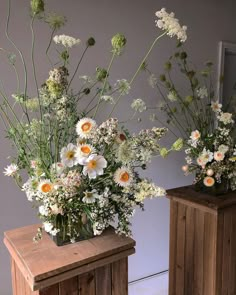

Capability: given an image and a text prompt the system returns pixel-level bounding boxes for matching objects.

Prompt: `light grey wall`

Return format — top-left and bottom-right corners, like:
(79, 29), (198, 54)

(1, 0), (236, 293)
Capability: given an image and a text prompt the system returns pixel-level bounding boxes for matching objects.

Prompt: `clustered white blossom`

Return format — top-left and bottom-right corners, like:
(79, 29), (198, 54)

(131, 98), (147, 113)
(53, 34), (81, 48)
(155, 8), (187, 42)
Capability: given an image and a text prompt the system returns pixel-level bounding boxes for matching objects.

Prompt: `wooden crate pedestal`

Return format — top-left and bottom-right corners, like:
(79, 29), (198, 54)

(4, 224), (135, 295)
(167, 185), (236, 295)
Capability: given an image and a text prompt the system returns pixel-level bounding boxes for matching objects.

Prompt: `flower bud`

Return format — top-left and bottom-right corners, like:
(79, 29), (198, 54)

(111, 33), (127, 55)
(87, 37), (96, 47)
(206, 169), (214, 176)
(160, 148), (169, 158)
(182, 165), (188, 172)
(96, 67), (108, 81)
(31, 0), (44, 15)
(172, 138), (183, 151)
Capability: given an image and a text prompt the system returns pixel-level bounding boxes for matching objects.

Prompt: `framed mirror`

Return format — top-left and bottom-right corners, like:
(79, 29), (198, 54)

(217, 41), (236, 112)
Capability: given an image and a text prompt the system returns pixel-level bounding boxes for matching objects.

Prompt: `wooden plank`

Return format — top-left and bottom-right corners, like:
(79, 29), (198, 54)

(168, 200), (178, 295)
(193, 209), (204, 295)
(39, 284), (59, 295)
(203, 212), (216, 294)
(229, 207), (236, 294)
(78, 271), (95, 295)
(4, 225), (135, 287)
(59, 277), (78, 295)
(95, 265), (111, 295)
(11, 259), (17, 295)
(175, 203), (186, 295)
(15, 260), (27, 295)
(112, 258), (128, 295)
(221, 209), (231, 294)
(215, 212), (224, 295)
(33, 248), (134, 291)
(184, 206), (195, 295)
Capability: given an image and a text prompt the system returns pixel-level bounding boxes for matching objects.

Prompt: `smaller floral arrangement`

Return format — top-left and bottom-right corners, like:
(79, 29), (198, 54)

(12, 117), (167, 242)
(182, 104), (236, 193)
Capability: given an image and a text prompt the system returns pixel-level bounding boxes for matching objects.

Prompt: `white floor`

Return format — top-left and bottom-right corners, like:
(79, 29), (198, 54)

(129, 271), (168, 295)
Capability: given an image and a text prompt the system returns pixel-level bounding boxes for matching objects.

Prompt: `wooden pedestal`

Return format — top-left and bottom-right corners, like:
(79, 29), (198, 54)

(167, 185), (236, 295)
(4, 224), (135, 295)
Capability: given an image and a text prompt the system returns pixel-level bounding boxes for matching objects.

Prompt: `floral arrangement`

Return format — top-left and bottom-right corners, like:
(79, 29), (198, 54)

(144, 47), (236, 193)
(1, 1), (187, 243)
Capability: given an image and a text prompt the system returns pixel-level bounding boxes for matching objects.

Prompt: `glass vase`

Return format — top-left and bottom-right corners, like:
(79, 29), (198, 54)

(48, 213), (94, 246)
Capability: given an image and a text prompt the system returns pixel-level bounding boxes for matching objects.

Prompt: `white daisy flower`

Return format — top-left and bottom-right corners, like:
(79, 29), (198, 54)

(38, 179), (54, 194)
(3, 164), (19, 177)
(75, 144), (95, 161)
(114, 167), (133, 187)
(81, 154), (107, 179)
(76, 118), (97, 139)
(60, 143), (79, 167)
(82, 189), (100, 204)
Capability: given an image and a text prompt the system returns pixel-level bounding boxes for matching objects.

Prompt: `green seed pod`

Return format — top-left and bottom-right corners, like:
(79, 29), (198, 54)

(31, 0), (44, 15)
(96, 67), (108, 81)
(111, 33), (127, 55)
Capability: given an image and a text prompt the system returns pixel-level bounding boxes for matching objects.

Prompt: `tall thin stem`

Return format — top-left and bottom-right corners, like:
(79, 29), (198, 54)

(67, 45), (89, 90)
(46, 28), (56, 66)
(108, 31), (167, 118)
(93, 52), (116, 118)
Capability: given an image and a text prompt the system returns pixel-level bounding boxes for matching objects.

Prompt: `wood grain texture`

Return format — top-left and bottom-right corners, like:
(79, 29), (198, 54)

(59, 277), (78, 295)
(4, 225), (135, 291)
(78, 271), (95, 295)
(167, 186), (236, 295)
(112, 258), (128, 295)
(95, 265), (111, 295)
(39, 284), (59, 295)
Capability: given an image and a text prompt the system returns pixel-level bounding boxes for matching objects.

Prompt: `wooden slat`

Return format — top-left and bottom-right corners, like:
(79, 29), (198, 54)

(221, 209), (231, 294)
(95, 265), (111, 295)
(168, 200), (178, 295)
(4, 225), (135, 287)
(203, 212), (216, 294)
(112, 258), (128, 295)
(228, 207), (236, 294)
(59, 277), (78, 295)
(78, 271), (95, 295)
(193, 209), (204, 295)
(175, 203), (186, 295)
(215, 212), (224, 295)
(33, 248), (134, 291)
(184, 206), (195, 295)
(11, 259), (17, 295)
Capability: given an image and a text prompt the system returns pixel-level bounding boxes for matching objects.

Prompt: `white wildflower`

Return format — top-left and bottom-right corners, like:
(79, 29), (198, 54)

(76, 118), (97, 139)
(167, 91), (177, 102)
(211, 101), (222, 112)
(60, 143), (79, 167)
(155, 8), (187, 42)
(101, 95), (115, 104)
(148, 74), (157, 88)
(115, 79), (130, 95)
(80, 154), (107, 179)
(196, 87), (208, 99)
(82, 190), (100, 204)
(3, 164), (19, 177)
(114, 167), (133, 187)
(218, 112), (234, 125)
(53, 34), (81, 48)
(131, 98), (147, 112)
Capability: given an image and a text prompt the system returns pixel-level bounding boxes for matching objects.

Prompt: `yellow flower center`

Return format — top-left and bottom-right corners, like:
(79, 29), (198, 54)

(66, 151), (75, 159)
(120, 172), (130, 182)
(81, 146), (91, 154)
(81, 122), (92, 132)
(41, 183), (52, 193)
(88, 160), (97, 169)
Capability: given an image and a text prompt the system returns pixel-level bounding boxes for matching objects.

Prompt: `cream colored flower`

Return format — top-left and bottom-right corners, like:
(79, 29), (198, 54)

(53, 34), (80, 48)
(218, 112), (234, 125)
(114, 167), (133, 187)
(203, 176), (215, 187)
(60, 143), (79, 167)
(76, 118), (97, 139)
(75, 144), (95, 160)
(190, 130), (201, 141)
(81, 154), (107, 179)
(38, 179), (54, 194)
(211, 101), (222, 112)
(214, 151), (225, 162)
